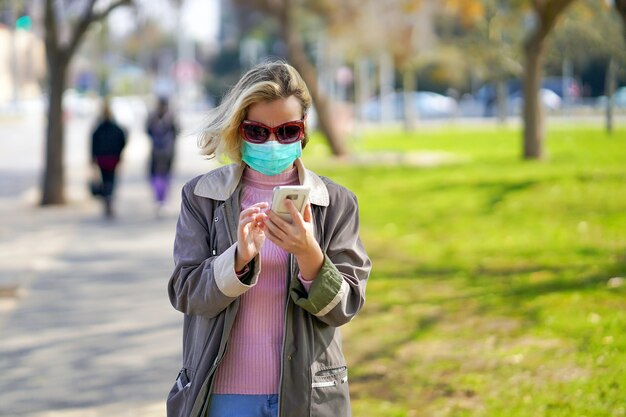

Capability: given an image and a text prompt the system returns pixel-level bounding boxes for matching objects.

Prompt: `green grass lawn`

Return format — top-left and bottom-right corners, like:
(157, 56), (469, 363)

(304, 122), (626, 417)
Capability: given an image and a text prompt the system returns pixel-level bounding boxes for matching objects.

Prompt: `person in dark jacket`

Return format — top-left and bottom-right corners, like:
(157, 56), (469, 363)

(146, 97), (179, 213)
(91, 100), (127, 218)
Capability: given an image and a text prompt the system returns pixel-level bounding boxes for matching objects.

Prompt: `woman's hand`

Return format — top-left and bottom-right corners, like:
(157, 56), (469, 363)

(235, 202), (269, 272)
(265, 200), (324, 281)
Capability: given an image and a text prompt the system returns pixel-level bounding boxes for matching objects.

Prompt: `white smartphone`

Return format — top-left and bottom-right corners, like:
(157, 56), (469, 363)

(271, 185), (310, 222)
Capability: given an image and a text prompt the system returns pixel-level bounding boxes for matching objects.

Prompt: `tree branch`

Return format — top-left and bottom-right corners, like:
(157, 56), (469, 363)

(44, 0), (58, 60)
(616, 0), (626, 48)
(66, 0), (132, 58)
(618, 0), (626, 16)
(234, 0), (283, 17)
(531, 0), (576, 43)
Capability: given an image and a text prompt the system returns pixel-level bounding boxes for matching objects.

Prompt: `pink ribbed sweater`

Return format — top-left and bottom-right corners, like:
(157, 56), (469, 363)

(213, 166), (312, 394)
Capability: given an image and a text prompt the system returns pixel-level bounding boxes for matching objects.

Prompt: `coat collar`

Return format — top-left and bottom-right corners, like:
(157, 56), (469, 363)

(193, 159), (329, 207)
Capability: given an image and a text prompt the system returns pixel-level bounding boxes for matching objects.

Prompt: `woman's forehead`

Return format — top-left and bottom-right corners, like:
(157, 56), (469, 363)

(246, 96), (303, 125)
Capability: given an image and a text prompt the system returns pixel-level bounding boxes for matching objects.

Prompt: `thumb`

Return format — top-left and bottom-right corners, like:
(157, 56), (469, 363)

(302, 203), (312, 223)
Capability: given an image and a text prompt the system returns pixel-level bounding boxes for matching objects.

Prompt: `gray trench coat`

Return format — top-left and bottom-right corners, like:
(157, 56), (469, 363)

(166, 159), (371, 417)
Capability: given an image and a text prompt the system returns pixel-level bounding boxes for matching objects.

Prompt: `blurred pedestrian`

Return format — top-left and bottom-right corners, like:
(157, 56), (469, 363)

(91, 99), (127, 218)
(166, 61), (371, 417)
(146, 97), (179, 214)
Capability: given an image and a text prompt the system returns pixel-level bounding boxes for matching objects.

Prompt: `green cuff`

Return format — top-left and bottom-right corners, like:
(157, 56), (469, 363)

(290, 255), (346, 317)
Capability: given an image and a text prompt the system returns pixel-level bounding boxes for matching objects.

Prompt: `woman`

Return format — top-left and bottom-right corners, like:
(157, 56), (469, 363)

(146, 97), (179, 212)
(167, 61), (371, 417)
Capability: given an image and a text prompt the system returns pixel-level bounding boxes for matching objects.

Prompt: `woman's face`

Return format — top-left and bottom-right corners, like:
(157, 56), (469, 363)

(245, 96), (303, 142)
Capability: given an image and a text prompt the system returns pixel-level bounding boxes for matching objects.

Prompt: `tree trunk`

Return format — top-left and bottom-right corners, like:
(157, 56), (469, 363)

(41, 61), (68, 205)
(522, 34), (546, 160)
(616, 0), (626, 47)
(10, 4), (20, 106)
(562, 57), (573, 111)
(521, 0), (576, 161)
(279, 4), (347, 156)
(496, 79), (508, 124)
(356, 58), (371, 122)
(613, 1), (626, 134)
(605, 58), (617, 134)
(403, 68), (417, 131)
(379, 53), (394, 123)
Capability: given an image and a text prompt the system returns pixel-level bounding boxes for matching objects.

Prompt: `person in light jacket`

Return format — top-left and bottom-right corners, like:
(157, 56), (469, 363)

(167, 60), (371, 417)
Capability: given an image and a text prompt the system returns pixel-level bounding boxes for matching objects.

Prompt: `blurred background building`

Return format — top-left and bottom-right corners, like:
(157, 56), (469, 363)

(0, 3), (45, 107)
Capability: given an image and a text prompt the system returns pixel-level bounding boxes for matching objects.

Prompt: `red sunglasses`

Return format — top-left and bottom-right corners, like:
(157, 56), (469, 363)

(239, 118), (305, 144)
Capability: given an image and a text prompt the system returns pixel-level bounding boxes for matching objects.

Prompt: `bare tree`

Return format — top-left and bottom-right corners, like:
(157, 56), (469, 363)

(522, 0), (577, 160)
(42, 0), (132, 205)
(549, 1), (624, 134)
(235, 0), (347, 156)
(395, 0), (437, 132)
(278, 2), (347, 156)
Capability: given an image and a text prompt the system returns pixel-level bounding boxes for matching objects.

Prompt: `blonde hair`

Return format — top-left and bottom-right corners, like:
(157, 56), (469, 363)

(198, 60), (312, 163)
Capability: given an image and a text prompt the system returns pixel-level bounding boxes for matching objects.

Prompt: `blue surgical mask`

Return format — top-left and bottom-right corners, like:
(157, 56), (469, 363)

(241, 141), (302, 176)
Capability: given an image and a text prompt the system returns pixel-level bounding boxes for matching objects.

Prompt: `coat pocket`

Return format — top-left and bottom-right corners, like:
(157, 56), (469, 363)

(310, 366), (350, 416)
(312, 366), (348, 387)
(166, 368), (193, 417)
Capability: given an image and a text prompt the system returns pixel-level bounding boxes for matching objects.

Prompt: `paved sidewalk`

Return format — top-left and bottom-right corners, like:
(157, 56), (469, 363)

(0, 113), (218, 416)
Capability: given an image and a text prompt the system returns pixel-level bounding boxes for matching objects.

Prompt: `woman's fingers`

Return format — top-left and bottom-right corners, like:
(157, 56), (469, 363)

(284, 199), (306, 227)
(264, 201), (319, 257)
(252, 213), (267, 229)
(266, 211), (291, 236)
(264, 225), (279, 243)
(265, 219), (288, 242)
(238, 215), (255, 232)
(240, 214), (268, 247)
(240, 212), (268, 229)
(239, 202), (269, 220)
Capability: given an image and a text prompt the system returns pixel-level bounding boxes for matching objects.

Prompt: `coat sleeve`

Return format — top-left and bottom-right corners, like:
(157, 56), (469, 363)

(290, 190), (371, 327)
(168, 183), (260, 318)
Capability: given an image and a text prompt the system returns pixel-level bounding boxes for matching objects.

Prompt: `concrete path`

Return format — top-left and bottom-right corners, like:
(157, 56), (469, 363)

(0, 110), (217, 416)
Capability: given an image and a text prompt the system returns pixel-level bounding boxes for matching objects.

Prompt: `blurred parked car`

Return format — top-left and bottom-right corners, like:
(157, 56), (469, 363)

(509, 88), (562, 113)
(476, 77), (580, 102)
(361, 91), (458, 121)
(476, 76), (579, 117)
(477, 82), (564, 117)
(596, 86), (626, 108)
(542, 76), (581, 100)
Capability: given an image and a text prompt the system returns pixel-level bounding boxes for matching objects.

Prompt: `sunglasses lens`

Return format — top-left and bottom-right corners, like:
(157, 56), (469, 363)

(241, 120), (304, 144)
(277, 124), (302, 143)
(243, 124), (269, 143)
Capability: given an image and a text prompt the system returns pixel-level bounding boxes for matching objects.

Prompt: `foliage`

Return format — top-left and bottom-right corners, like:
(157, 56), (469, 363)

(205, 45), (242, 103)
(303, 124), (626, 416)
(440, 0), (526, 83)
(548, 0), (626, 69)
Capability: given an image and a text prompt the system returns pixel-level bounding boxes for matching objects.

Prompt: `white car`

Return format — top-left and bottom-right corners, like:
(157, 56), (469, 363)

(509, 88), (562, 113)
(362, 91), (458, 121)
